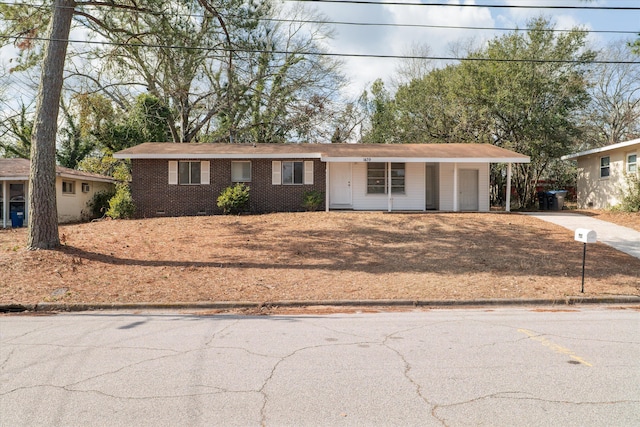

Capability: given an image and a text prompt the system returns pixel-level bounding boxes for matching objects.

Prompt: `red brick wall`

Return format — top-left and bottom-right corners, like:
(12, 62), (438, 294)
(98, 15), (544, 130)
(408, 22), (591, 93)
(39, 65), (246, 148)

(131, 158), (326, 218)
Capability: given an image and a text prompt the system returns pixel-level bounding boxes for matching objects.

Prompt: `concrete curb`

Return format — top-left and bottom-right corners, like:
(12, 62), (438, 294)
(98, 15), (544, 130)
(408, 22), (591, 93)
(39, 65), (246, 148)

(2, 296), (639, 313)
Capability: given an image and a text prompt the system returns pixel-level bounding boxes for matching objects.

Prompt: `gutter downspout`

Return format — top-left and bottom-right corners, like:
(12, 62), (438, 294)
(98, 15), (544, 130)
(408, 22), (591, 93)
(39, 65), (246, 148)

(506, 163), (512, 212)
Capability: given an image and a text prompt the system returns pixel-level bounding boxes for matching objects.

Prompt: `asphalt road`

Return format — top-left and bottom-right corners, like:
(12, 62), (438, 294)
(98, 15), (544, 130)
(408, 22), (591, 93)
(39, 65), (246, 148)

(1, 307), (639, 426)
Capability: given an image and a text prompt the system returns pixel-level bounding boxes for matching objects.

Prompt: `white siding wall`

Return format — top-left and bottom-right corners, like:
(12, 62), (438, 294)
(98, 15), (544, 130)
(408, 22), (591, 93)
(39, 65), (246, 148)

(438, 162), (490, 212)
(439, 163), (455, 211)
(351, 162), (425, 211)
(477, 163), (490, 212)
(576, 145), (639, 209)
(57, 178), (115, 223)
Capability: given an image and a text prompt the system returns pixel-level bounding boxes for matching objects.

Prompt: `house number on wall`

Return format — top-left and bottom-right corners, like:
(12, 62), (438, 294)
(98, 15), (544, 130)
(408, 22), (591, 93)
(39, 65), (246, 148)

(363, 158), (372, 162)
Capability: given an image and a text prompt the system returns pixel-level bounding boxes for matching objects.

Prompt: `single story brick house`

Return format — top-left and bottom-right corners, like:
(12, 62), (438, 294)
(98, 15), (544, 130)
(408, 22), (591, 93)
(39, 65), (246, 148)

(114, 142), (529, 217)
(0, 158), (116, 227)
(561, 138), (639, 209)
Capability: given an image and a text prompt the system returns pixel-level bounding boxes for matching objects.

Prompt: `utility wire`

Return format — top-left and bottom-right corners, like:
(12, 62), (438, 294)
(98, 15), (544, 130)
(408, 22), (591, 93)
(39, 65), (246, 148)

(265, 18), (638, 35)
(2, 1), (638, 35)
(4, 0), (640, 10)
(286, 0), (640, 10)
(1, 34), (638, 64)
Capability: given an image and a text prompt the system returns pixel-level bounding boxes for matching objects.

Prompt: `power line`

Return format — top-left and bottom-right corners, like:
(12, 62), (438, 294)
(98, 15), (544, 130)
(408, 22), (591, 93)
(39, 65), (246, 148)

(287, 0), (640, 10)
(1, 1), (638, 35)
(1, 34), (638, 64)
(266, 18), (638, 35)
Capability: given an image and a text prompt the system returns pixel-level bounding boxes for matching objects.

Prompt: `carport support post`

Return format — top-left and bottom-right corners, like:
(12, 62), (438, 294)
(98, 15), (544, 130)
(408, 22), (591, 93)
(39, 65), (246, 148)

(505, 163), (512, 212)
(581, 242), (586, 293)
(387, 162), (392, 212)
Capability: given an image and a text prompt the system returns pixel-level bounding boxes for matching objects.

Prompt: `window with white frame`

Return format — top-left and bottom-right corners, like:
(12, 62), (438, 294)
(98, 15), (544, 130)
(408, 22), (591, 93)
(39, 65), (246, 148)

(390, 163), (405, 193)
(178, 161), (201, 185)
(82, 183), (90, 193)
(168, 160), (209, 185)
(367, 163), (386, 194)
(367, 162), (405, 194)
(600, 156), (610, 178)
(271, 161), (313, 185)
(231, 161), (251, 182)
(627, 153), (637, 174)
(282, 161), (304, 185)
(62, 181), (75, 194)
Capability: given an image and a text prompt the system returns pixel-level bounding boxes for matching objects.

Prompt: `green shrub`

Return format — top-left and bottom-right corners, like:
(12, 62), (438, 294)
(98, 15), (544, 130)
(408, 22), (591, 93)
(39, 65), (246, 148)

(612, 174), (640, 212)
(86, 189), (116, 219)
(302, 190), (324, 211)
(106, 184), (135, 219)
(217, 183), (250, 214)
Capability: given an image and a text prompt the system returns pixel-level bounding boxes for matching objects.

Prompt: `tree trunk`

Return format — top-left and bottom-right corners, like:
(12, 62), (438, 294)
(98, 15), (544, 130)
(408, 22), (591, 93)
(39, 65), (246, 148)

(27, 0), (75, 250)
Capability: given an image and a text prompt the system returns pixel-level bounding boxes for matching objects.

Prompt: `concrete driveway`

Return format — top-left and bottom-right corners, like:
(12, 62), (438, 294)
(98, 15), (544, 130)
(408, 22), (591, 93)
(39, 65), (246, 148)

(522, 212), (640, 259)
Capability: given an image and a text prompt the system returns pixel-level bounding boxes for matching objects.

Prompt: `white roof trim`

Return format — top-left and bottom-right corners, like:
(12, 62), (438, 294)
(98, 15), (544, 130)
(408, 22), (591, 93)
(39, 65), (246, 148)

(56, 172), (115, 183)
(113, 153), (529, 163)
(322, 156), (530, 163)
(0, 176), (29, 181)
(113, 153), (323, 160)
(561, 138), (640, 160)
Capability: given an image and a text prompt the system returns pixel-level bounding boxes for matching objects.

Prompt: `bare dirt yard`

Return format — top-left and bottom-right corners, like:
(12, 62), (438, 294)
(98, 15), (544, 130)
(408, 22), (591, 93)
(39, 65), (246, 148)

(1, 212), (638, 307)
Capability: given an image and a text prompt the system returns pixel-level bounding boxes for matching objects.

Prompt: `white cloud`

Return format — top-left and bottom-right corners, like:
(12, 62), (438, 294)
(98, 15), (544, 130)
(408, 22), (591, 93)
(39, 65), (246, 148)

(322, 0), (498, 96)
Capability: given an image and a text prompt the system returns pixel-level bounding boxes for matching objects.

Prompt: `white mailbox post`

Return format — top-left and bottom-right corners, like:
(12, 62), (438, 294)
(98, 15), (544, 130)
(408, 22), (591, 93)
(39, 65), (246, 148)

(574, 228), (597, 293)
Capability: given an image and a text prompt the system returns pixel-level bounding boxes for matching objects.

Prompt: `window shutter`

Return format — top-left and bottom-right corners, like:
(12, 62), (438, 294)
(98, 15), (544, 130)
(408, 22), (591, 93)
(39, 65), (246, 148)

(168, 161), (178, 185)
(304, 161), (314, 185)
(201, 161), (210, 185)
(272, 161), (282, 185)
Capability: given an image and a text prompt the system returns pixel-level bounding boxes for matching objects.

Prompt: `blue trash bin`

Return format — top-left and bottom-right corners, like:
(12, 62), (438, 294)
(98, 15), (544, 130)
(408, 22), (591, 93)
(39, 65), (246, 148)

(10, 211), (24, 227)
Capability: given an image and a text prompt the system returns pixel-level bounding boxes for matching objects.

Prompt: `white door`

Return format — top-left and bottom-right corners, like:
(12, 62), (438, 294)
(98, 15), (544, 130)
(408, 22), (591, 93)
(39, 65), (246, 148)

(329, 163), (352, 207)
(459, 169), (479, 211)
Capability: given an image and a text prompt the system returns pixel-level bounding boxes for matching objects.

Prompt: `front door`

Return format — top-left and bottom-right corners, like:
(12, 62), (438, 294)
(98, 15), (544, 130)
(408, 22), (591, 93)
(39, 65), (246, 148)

(329, 163), (352, 208)
(459, 169), (479, 211)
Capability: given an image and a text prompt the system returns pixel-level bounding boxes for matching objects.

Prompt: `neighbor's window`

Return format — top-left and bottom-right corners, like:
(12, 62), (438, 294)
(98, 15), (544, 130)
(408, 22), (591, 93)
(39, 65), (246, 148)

(282, 161), (304, 185)
(231, 161), (251, 182)
(62, 181), (75, 194)
(178, 161), (201, 185)
(600, 156), (610, 178)
(367, 163), (405, 194)
(627, 154), (637, 174)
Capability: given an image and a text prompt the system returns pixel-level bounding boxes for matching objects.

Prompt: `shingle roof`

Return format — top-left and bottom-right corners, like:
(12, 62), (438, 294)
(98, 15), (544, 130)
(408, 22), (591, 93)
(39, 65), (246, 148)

(114, 142), (530, 163)
(0, 158), (116, 182)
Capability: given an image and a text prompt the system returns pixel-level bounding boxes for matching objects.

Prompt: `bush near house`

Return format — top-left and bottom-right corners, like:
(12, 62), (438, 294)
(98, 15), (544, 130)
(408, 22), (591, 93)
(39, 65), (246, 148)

(86, 189), (116, 219)
(613, 174), (640, 212)
(217, 183), (250, 215)
(106, 184), (135, 219)
(302, 190), (324, 211)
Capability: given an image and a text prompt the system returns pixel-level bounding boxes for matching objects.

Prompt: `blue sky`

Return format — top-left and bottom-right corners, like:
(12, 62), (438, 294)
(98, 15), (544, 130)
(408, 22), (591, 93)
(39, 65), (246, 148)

(1, 0), (638, 114)
(304, 0), (640, 96)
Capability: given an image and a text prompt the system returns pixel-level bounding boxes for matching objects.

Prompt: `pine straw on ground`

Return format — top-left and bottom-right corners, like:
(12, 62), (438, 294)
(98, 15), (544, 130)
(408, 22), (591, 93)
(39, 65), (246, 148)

(1, 212), (638, 305)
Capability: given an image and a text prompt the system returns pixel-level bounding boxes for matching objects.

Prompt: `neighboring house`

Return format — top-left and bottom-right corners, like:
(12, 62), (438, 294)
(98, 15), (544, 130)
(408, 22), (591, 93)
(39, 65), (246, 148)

(0, 158), (116, 227)
(561, 138), (639, 209)
(114, 143), (529, 217)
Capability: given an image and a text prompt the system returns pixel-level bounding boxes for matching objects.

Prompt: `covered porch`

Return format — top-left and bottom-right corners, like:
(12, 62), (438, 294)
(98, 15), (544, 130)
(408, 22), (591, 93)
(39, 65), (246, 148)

(322, 146), (528, 213)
